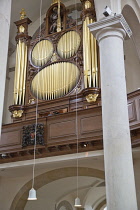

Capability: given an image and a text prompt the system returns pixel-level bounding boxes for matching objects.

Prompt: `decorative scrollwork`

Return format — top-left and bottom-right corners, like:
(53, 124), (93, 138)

(22, 123), (44, 147)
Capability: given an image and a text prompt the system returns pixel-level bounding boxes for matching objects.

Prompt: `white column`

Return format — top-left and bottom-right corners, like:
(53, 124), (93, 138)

(89, 15), (138, 210)
(110, 0), (121, 13)
(0, 0), (12, 137)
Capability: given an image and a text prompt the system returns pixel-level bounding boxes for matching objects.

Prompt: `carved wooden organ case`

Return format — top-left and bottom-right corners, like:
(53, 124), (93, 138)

(9, 0), (100, 120)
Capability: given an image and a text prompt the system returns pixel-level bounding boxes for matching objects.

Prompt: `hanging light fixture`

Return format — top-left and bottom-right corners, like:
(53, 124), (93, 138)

(28, 188), (37, 200)
(74, 197), (82, 207)
(74, 0), (82, 207)
(27, 0), (43, 201)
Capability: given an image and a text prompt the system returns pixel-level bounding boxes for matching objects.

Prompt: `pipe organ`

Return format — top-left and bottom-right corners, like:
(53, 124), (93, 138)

(9, 0), (100, 119)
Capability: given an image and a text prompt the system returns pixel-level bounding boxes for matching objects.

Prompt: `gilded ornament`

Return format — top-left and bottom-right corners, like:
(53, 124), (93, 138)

(12, 110), (23, 118)
(51, 53), (58, 62)
(85, 0), (92, 9)
(20, 8), (26, 20)
(19, 25), (25, 33)
(52, 0), (61, 5)
(57, 0), (61, 32)
(86, 94), (99, 103)
(28, 99), (35, 105)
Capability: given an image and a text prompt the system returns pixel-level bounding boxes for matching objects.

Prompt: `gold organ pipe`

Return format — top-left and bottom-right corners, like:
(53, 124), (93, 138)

(69, 63), (73, 91)
(16, 40), (22, 104)
(18, 41), (22, 105)
(53, 64), (55, 99)
(51, 64), (53, 100)
(90, 18), (95, 87)
(49, 66), (51, 100)
(57, 63), (60, 97)
(20, 42), (26, 104)
(13, 40), (28, 105)
(83, 16), (98, 88)
(32, 40), (53, 67)
(94, 38), (98, 87)
(65, 34), (66, 59)
(72, 31), (74, 56)
(14, 43), (19, 104)
(59, 63), (61, 97)
(56, 63), (58, 98)
(42, 70), (44, 99)
(37, 72), (41, 99)
(54, 64), (56, 98)
(31, 63), (80, 100)
(19, 42), (24, 105)
(87, 17), (92, 87)
(66, 63), (68, 93)
(22, 44), (27, 105)
(57, 31), (81, 59)
(83, 19), (87, 88)
(61, 62), (63, 95)
(91, 33), (95, 87)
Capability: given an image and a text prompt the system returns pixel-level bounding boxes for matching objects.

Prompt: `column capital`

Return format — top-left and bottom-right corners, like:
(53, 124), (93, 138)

(88, 14), (132, 41)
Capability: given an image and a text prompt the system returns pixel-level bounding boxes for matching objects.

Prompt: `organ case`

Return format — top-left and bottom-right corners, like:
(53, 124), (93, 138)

(9, 0), (100, 121)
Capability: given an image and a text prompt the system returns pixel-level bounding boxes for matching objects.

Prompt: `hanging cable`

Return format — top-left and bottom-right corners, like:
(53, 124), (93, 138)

(74, 0), (82, 207)
(28, 0), (42, 200)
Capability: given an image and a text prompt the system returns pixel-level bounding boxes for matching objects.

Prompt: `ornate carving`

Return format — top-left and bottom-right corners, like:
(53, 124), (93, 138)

(49, 6), (63, 34)
(28, 99), (35, 105)
(86, 93), (99, 103)
(85, 0), (92, 9)
(20, 8), (26, 20)
(82, 87), (101, 103)
(12, 110), (23, 118)
(66, 16), (76, 29)
(51, 52), (59, 62)
(22, 124), (44, 147)
(19, 25), (25, 33)
(14, 18), (32, 42)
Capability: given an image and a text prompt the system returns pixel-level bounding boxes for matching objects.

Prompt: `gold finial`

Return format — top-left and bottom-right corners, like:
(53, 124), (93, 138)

(85, 0), (92, 9)
(20, 8), (26, 20)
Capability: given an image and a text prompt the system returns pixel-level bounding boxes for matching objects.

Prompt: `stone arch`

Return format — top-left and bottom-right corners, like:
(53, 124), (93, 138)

(122, 4), (140, 92)
(10, 167), (105, 210)
(122, 0), (140, 21)
(95, 199), (106, 210)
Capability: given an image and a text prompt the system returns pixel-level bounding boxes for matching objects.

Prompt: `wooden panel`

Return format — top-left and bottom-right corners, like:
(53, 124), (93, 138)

(49, 120), (76, 139)
(80, 115), (102, 134)
(1, 130), (21, 147)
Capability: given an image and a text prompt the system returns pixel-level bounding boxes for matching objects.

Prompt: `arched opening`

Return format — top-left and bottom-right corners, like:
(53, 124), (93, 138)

(10, 167), (105, 210)
(122, 4), (140, 93)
